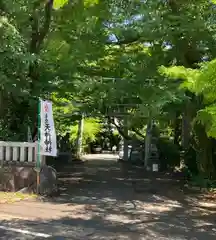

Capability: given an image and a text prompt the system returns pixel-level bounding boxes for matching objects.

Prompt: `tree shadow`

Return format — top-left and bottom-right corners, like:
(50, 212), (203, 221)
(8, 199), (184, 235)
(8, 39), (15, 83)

(1, 158), (216, 239)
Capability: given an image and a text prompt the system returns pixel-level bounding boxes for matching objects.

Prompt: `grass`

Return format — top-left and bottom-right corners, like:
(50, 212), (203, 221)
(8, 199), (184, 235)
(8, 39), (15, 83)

(0, 191), (37, 204)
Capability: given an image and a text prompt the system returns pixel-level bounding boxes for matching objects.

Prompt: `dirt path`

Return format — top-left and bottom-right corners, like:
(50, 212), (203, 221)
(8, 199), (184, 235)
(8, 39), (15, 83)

(0, 154), (216, 239)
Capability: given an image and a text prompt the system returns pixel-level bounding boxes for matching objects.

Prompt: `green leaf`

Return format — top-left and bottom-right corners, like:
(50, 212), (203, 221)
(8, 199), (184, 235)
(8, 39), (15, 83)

(84, 0), (99, 7)
(196, 105), (216, 138)
(53, 0), (68, 9)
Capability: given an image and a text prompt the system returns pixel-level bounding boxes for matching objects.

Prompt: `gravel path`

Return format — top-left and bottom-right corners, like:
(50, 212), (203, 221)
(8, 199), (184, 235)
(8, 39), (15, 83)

(0, 154), (216, 239)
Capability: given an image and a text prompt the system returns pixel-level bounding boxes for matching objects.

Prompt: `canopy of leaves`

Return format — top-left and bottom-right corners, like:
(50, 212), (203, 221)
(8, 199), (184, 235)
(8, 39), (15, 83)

(1, 0), (216, 145)
(160, 58), (216, 138)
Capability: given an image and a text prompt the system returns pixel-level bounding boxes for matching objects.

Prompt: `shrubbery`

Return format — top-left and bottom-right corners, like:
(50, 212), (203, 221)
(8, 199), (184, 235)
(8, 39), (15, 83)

(157, 137), (180, 171)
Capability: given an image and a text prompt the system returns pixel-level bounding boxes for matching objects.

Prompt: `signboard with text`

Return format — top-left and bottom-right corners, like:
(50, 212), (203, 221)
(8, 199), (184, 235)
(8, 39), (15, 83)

(40, 100), (57, 156)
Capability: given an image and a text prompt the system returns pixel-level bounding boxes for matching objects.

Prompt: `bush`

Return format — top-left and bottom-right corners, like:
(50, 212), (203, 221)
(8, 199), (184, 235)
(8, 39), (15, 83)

(188, 174), (216, 189)
(184, 146), (199, 175)
(157, 137), (180, 171)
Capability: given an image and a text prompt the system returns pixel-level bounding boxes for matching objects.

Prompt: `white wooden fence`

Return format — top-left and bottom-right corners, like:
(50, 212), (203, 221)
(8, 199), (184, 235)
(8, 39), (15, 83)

(0, 141), (37, 165)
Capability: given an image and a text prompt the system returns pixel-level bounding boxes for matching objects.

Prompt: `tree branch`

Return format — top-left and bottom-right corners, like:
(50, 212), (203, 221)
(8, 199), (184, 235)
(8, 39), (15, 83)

(37, 0), (53, 50)
(131, 127), (145, 140)
(108, 117), (131, 140)
(29, 0), (54, 92)
(30, 0), (53, 54)
(106, 35), (142, 46)
(25, 0), (54, 132)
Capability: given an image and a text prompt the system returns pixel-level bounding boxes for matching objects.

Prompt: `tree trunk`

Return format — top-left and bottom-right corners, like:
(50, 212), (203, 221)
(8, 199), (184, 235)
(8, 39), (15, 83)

(181, 108), (191, 150)
(144, 120), (152, 168)
(123, 117), (129, 161)
(76, 114), (84, 158)
(12, 0), (54, 137)
(173, 112), (181, 146)
(194, 123), (214, 178)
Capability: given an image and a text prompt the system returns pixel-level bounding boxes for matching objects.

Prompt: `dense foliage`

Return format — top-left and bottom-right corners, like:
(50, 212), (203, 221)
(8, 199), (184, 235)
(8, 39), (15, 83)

(1, 0), (216, 179)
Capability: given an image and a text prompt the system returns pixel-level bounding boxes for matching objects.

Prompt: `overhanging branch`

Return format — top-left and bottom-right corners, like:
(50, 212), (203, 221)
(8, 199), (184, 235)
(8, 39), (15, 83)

(108, 116), (131, 140)
(37, 0), (54, 50)
(30, 0), (54, 53)
(106, 35), (142, 46)
(131, 127), (145, 140)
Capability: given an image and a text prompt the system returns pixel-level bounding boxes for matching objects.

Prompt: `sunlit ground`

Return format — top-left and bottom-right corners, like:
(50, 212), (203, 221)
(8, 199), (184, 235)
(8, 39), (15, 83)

(1, 155), (216, 239)
(0, 192), (37, 204)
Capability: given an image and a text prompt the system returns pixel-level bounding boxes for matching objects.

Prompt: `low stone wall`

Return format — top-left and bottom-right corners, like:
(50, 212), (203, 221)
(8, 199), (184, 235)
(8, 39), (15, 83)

(0, 166), (37, 192)
(0, 165), (58, 195)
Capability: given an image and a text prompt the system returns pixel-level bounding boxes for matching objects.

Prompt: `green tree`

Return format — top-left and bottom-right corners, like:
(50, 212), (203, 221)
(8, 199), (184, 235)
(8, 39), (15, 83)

(2, 0), (216, 178)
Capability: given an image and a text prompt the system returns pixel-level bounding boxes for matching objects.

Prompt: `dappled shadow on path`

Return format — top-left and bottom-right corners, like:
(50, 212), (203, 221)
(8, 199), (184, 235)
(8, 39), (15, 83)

(1, 157), (216, 239)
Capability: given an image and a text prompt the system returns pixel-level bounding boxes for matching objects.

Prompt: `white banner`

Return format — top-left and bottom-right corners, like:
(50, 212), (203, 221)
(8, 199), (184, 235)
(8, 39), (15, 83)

(40, 99), (57, 156)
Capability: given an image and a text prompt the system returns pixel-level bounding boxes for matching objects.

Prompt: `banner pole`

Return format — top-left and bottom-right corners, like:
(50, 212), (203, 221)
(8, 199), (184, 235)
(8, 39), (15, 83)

(36, 98), (41, 194)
